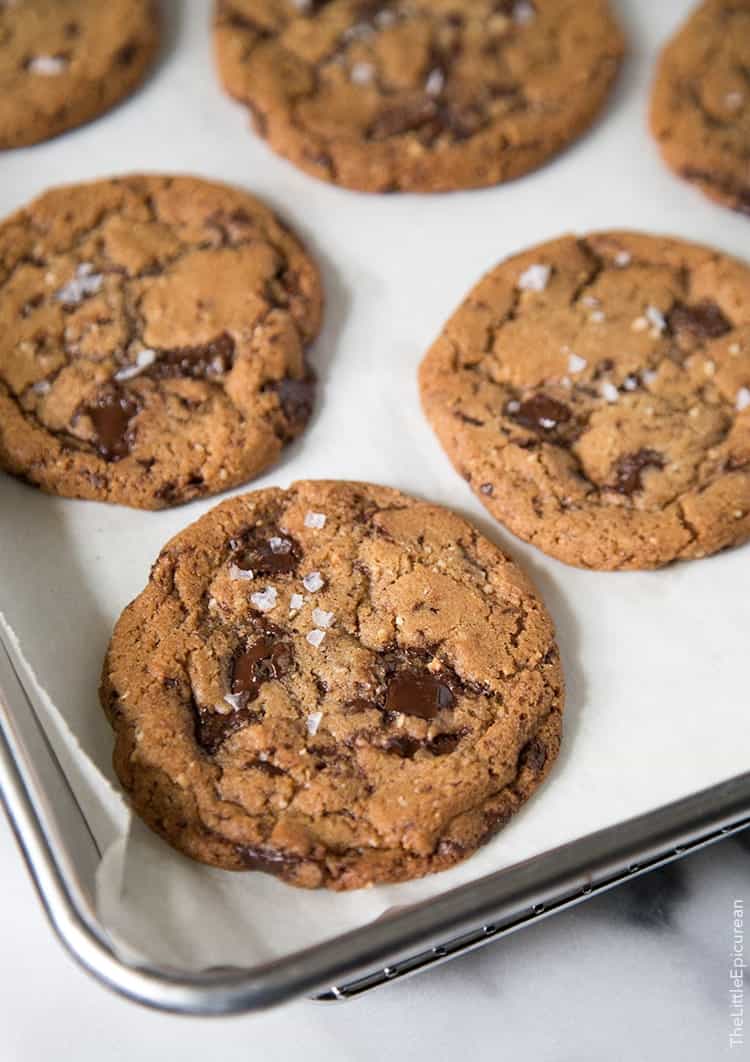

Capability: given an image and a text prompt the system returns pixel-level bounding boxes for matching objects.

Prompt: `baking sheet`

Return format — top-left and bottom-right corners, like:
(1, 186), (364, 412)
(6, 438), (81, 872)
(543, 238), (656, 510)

(1, 0), (749, 971)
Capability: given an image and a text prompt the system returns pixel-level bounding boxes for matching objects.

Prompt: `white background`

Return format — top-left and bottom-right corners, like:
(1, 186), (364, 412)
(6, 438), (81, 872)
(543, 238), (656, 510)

(1, 0), (749, 1054)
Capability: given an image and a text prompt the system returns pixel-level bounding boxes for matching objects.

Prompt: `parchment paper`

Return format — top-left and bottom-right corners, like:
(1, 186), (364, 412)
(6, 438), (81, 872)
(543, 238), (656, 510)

(1, 0), (748, 970)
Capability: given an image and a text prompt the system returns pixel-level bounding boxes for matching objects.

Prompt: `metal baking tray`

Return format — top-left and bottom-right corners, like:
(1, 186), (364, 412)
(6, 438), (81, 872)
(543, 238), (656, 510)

(1, 628), (749, 1014)
(2, 0), (750, 1015)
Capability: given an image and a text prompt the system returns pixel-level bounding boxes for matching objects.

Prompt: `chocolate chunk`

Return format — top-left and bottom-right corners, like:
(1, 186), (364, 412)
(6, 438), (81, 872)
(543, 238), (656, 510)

(232, 637), (293, 699)
(385, 735), (422, 758)
(667, 301), (732, 340)
(370, 97), (440, 140)
(273, 375), (316, 432)
(385, 731), (462, 758)
(150, 333), (235, 379)
(429, 731), (462, 756)
(342, 698), (379, 715)
(385, 669), (455, 720)
(520, 737), (547, 774)
(196, 705), (261, 754)
(510, 394), (572, 433)
(610, 449), (664, 495)
(231, 528), (301, 575)
(235, 844), (298, 876)
(84, 389), (139, 461)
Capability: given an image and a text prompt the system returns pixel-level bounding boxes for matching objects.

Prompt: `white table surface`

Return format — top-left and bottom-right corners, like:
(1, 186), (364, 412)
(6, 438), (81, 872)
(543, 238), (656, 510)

(1, 810), (747, 1060)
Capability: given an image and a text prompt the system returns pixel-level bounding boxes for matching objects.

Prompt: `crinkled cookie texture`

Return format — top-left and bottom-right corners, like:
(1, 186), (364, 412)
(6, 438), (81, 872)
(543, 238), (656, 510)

(419, 232), (750, 570)
(650, 0), (750, 217)
(213, 0), (624, 194)
(101, 481), (564, 890)
(0, 0), (159, 149)
(0, 175), (322, 509)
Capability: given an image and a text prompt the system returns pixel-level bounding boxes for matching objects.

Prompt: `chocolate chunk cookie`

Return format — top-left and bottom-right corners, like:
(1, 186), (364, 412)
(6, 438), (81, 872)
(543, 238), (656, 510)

(419, 232), (750, 570)
(101, 481), (564, 889)
(213, 0), (625, 194)
(0, 175), (322, 509)
(0, 0), (159, 149)
(650, 0), (750, 216)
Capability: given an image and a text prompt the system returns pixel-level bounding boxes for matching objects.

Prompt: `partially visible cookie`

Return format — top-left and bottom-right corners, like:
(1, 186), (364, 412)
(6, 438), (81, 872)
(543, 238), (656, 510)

(213, 0), (625, 194)
(100, 480), (564, 890)
(419, 232), (750, 570)
(0, 175), (322, 509)
(650, 0), (750, 216)
(0, 0), (159, 149)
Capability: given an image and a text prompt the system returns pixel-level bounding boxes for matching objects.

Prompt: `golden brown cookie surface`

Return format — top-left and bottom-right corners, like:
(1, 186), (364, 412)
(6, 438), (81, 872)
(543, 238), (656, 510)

(419, 232), (750, 570)
(101, 481), (563, 889)
(650, 0), (750, 216)
(214, 0), (625, 193)
(0, 0), (159, 149)
(0, 175), (322, 509)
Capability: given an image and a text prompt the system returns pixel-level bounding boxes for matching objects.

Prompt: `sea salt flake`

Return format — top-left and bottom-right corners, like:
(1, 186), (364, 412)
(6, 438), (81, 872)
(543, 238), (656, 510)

(582, 295), (600, 308)
(614, 251), (631, 267)
(304, 510), (327, 529)
(425, 68), (445, 96)
(568, 352), (587, 373)
(736, 387), (750, 412)
(539, 417), (557, 429)
(306, 711), (323, 735)
(642, 369), (658, 385)
(251, 587), (278, 612)
(506, 399), (521, 412)
(306, 629), (326, 648)
(289, 592), (304, 611)
(518, 263), (550, 292)
(54, 262), (103, 305)
(224, 692), (246, 711)
(312, 607), (334, 628)
(113, 348), (156, 382)
(32, 379), (51, 395)
(726, 91), (744, 110)
(601, 382), (619, 403)
(229, 563), (254, 581)
(645, 305), (666, 334)
(623, 374), (639, 391)
(303, 571), (324, 592)
(375, 9), (396, 27)
(28, 55), (67, 76)
(350, 61), (375, 85)
(590, 310), (606, 323)
(269, 536), (292, 554)
(513, 0), (535, 23)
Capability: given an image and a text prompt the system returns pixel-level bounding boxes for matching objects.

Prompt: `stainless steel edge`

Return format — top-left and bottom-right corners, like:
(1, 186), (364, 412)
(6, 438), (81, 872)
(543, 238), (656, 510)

(1, 633), (749, 1017)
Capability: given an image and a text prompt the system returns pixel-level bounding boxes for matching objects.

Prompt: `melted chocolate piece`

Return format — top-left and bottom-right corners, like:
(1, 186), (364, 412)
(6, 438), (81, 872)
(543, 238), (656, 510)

(231, 637), (292, 699)
(385, 669), (455, 720)
(231, 528), (301, 576)
(196, 706), (261, 754)
(274, 376), (316, 432)
(370, 97), (439, 140)
(510, 394), (572, 433)
(85, 390), (139, 461)
(150, 333), (235, 379)
(385, 730), (464, 759)
(235, 844), (298, 877)
(342, 698), (379, 715)
(520, 737), (547, 774)
(610, 449), (665, 495)
(667, 301), (731, 340)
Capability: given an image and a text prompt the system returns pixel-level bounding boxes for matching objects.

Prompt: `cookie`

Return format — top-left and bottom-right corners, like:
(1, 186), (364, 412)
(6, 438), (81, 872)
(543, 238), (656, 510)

(419, 232), (750, 570)
(650, 0), (750, 216)
(0, 0), (159, 149)
(100, 480), (564, 890)
(0, 175), (322, 509)
(213, 0), (625, 194)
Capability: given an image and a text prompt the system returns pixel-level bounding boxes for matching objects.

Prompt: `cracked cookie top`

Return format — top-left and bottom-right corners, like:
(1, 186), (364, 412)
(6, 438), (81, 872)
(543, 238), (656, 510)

(213, 0), (624, 193)
(0, 0), (159, 148)
(650, 0), (750, 217)
(419, 231), (750, 570)
(101, 480), (563, 890)
(0, 175), (322, 509)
